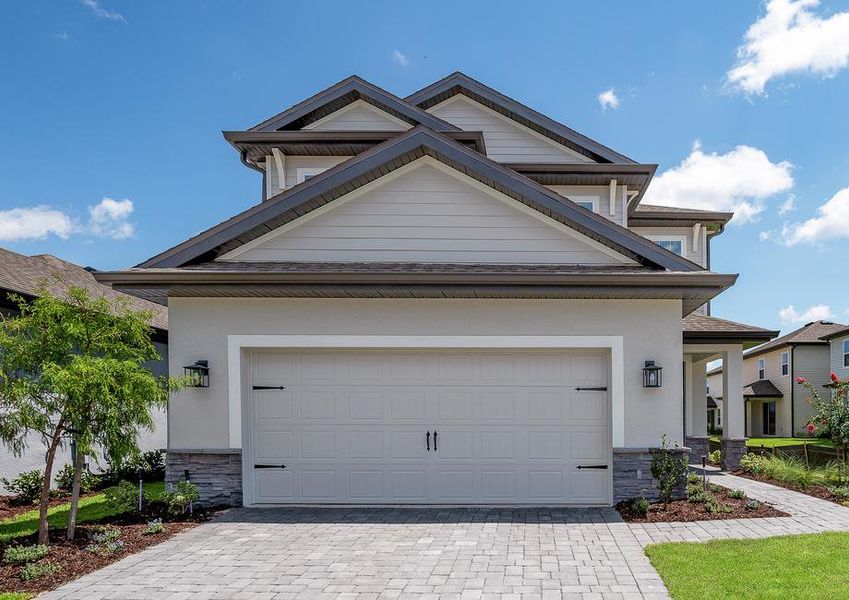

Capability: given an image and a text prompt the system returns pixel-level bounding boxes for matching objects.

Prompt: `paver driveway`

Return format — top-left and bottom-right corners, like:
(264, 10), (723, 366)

(40, 472), (849, 600)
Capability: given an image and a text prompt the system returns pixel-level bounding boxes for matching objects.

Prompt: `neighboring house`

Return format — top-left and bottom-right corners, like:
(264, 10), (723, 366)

(741, 320), (847, 438)
(821, 325), (849, 388)
(706, 365), (723, 433)
(0, 247), (169, 492)
(97, 72), (777, 506)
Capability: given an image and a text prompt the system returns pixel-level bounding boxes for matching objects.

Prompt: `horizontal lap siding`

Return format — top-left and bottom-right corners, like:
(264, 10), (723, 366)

(792, 345), (832, 435)
(428, 96), (592, 164)
(303, 101), (408, 131)
(236, 163), (623, 264)
(830, 336), (849, 381)
(744, 347), (792, 436)
(547, 185), (627, 228)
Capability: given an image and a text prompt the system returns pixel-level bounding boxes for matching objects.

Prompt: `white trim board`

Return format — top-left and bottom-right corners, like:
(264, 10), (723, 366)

(217, 156), (636, 264)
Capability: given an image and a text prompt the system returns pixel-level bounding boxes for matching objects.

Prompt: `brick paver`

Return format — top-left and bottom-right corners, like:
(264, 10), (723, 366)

(41, 474), (849, 600)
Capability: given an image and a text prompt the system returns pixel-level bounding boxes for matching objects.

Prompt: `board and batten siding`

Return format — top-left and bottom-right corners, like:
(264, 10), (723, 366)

(427, 95), (592, 164)
(224, 158), (634, 265)
(547, 185), (628, 228)
(265, 156), (352, 197)
(829, 335), (849, 382)
(302, 99), (409, 131)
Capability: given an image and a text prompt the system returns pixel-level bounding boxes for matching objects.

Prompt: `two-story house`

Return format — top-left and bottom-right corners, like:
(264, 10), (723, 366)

(741, 320), (846, 437)
(706, 364), (723, 433)
(821, 325), (849, 394)
(96, 73), (777, 506)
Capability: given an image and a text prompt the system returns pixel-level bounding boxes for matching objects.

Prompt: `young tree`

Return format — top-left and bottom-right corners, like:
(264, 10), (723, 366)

(0, 284), (176, 544)
(799, 373), (849, 463)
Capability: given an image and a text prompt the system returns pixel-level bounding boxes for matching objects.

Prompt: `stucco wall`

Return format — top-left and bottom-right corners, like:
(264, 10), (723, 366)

(167, 297), (684, 451)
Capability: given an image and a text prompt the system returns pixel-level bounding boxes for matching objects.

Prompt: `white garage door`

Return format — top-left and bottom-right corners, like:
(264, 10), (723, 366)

(246, 349), (611, 505)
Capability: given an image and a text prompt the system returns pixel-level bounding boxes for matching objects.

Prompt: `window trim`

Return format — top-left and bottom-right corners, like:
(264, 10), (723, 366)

(566, 195), (600, 213)
(780, 351), (789, 376)
(645, 234), (687, 257)
(757, 357), (765, 380)
(296, 167), (328, 184)
(843, 338), (849, 368)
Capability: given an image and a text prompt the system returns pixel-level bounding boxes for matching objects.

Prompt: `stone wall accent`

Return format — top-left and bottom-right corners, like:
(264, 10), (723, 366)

(166, 450), (242, 507)
(613, 447), (689, 503)
(721, 438), (747, 471)
(685, 436), (710, 465)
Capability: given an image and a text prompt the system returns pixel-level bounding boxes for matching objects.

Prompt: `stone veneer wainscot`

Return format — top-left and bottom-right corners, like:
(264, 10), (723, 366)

(612, 447), (689, 503)
(166, 450), (242, 507)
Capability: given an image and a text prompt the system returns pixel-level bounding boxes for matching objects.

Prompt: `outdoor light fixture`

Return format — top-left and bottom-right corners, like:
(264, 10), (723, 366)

(642, 360), (663, 388)
(183, 360), (210, 388)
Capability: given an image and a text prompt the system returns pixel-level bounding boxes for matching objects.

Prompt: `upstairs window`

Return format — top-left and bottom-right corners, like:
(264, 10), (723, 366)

(758, 357), (765, 380)
(844, 339), (849, 368)
(780, 351), (789, 376)
(646, 235), (686, 257)
(296, 167), (328, 184)
(569, 196), (599, 213)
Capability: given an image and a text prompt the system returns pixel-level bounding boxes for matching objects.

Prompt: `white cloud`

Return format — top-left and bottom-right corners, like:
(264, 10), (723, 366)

(759, 230), (772, 241)
(56, 32), (71, 42)
(88, 197), (134, 239)
(645, 141), (794, 223)
(779, 303), (834, 324)
(80, 0), (125, 22)
(778, 194), (796, 216)
(0, 206), (75, 242)
(781, 186), (849, 245)
(391, 50), (409, 67)
(597, 88), (620, 110)
(727, 0), (849, 94)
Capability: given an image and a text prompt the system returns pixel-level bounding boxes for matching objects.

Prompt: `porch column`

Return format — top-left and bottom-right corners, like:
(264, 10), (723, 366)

(686, 359), (709, 463)
(721, 345), (746, 470)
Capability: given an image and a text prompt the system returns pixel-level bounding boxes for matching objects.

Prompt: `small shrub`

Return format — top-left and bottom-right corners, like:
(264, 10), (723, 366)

(55, 463), (99, 494)
(86, 526), (125, 555)
(0, 470), (44, 504)
(687, 472), (700, 485)
(103, 480), (144, 514)
(143, 518), (164, 535)
(739, 453), (768, 475)
(745, 498), (761, 510)
(650, 435), (688, 504)
(630, 496), (650, 516)
(705, 496), (732, 514)
(708, 450), (721, 465)
(3, 544), (49, 565)
(828, 486), (849, 499)
(687, 485), (710, 504)
(729, 488), (747, 500)
(103, 450), (167, 485)
(164, 481), (199, 515)
(19, 561), (61, 581)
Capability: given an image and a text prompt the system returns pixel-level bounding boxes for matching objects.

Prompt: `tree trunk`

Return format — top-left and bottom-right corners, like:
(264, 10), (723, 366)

(66, 446), (84, 540)
(38, 426), (65, 545)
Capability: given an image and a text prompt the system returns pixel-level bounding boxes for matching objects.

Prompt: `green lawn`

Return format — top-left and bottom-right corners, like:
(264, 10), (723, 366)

(0, 481), (165, 543)
(0, 594), (33, 600)
(708, 435), (834, 449)
(646, 532), (849, 599)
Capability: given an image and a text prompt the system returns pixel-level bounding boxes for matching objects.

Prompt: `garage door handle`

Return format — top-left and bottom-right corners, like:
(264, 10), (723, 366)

(253, 385), (286, 390)
(426, 431), (431, 451)
(433, 430), (437, 451)
(576, 464), (608, 470)
(254, 464), (287, 469)
(574, 387), (607, 392)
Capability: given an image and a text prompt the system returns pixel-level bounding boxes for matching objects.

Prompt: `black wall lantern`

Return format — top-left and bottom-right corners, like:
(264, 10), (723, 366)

(183, 360), (210, 388)
(642, 360), (663, 388)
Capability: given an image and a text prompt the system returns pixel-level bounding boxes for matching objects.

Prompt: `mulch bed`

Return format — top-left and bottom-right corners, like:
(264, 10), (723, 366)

(617, 485), (788, 523)
(0, 510), (219, 596)
(734, 470), (849, 506)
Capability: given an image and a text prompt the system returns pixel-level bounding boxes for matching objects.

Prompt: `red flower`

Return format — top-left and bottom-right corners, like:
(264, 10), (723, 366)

(796, 376), (807, 384)
(806, 422), (816, 434)
(831, 372), (840, 383)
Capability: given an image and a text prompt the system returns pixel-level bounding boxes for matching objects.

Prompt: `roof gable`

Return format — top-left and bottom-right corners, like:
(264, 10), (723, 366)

(249, 76), (459, 133)
(745, 320), (849, 359)
(219, 157), (635, 265)
(137, 127), (701, 271)
(406, 72), (634, 164)
(302, 99), (409, 131)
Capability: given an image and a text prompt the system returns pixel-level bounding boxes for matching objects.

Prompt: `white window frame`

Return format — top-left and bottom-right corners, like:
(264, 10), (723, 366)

(780, 351), (789, 376)
(296, 167), (327, 184)
(567, 195), (600, 213)
(757, 357), (765, 380)
(645, 234), (687, 257)
(843, 338), (849, 368)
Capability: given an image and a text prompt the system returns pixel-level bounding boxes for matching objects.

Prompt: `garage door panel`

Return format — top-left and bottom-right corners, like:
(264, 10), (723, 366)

(248, 349), (610, 505)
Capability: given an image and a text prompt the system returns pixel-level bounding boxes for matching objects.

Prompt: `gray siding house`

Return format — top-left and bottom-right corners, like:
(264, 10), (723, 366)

(821, 325), (849, 385)
(0, 248), (169, 492)
(96, 72), (777, 506)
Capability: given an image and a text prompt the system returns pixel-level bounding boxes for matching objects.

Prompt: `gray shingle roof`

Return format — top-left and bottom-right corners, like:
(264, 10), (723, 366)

(0, 247), (167, 331)
(745, 320), (848, 358)
(743, 380), (784, 398)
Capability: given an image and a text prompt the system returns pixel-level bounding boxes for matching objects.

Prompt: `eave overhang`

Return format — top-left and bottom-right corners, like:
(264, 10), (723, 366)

(630, 207), (734, 228)
(406, 72), (634, 164)
(249, 75), (460, 133)
(136, 127), (703, 272)
(506, 163), (657, 206)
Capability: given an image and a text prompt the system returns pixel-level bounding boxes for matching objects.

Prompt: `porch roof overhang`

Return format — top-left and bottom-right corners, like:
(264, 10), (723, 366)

(682, 313), (779, 347)
(94, 263), (737, 315)
(743, 379), (784, 399)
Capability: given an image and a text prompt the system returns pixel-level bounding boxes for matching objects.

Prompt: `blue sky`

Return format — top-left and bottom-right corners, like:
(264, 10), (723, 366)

(1, 1), (848, 333)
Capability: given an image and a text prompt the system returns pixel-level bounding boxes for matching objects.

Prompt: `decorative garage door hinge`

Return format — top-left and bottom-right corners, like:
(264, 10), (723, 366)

(576, 465), (609, 470)
(254, 464), (287, 469)
(574, 387), (608, 391)
(252, 385), (286, 390)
